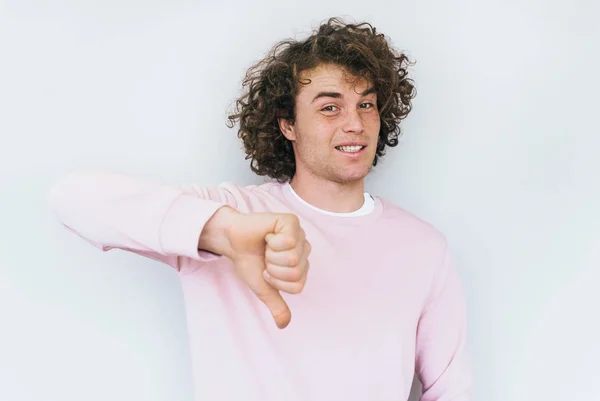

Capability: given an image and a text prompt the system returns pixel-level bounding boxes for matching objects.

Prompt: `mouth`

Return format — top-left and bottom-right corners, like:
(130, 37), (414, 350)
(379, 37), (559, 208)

(335, 145), (366, 154)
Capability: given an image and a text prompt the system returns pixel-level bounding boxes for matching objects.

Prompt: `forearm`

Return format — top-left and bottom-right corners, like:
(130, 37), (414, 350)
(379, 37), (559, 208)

(416, 244), (472, 400)
(48, 169), (227, 265)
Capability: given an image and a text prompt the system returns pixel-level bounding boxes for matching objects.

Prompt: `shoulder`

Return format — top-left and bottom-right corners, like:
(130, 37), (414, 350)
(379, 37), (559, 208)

(215, 180), (282, 199)
(376, 196), (448, 250)
(199, 180), (286, 213)
(374, 197), (452, 287)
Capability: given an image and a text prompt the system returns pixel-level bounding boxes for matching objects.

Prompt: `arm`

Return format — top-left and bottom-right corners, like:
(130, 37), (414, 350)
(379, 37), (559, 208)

(415, 244), (473, 401)
(47, 169), (237, 272)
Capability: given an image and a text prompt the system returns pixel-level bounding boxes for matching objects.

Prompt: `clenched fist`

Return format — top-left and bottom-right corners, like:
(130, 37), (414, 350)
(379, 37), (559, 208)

(198, 206), (311, 329)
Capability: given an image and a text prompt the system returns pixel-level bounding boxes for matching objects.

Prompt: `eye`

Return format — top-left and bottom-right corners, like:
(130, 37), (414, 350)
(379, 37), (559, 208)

(321, 105), (338, 112)
(360, 102), (375, 109)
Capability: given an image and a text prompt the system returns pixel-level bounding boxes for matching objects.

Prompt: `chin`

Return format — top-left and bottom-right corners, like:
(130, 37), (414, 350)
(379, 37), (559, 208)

(332, 167), (372, 184)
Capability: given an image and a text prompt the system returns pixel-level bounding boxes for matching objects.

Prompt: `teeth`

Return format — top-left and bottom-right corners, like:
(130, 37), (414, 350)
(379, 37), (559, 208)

(337, 145), (363, 153)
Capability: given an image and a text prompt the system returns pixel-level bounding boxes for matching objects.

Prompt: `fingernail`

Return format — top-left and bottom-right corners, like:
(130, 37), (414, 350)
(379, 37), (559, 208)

(263, 270), (270, 281)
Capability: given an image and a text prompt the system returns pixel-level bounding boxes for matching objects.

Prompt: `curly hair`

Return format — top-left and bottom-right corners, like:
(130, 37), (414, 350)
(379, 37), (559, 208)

(226, 17), (417, 182)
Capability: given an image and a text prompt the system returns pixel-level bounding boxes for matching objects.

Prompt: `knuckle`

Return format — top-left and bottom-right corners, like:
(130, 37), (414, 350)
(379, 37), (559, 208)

(289, 213), (300, 224)
(287, 253), (299, 266)
(303, 261), (310, 274)
(289, 282), (304, 294)
(288, 268), (303, 282)
(285, 236), (297, 249)
(288, 250), (303, 266)
(283, 213), (300, 226)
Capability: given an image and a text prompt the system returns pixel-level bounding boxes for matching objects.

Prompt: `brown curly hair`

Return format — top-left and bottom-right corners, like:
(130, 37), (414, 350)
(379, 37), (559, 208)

(226, 17), (417, 182)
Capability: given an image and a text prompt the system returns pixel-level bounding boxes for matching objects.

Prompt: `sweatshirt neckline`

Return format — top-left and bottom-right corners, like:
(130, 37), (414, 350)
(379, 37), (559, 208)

(278, 181), (384, 225)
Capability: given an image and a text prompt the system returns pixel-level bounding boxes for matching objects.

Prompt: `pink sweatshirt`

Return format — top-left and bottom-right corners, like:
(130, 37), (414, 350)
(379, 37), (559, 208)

(48, 170), (472, 401)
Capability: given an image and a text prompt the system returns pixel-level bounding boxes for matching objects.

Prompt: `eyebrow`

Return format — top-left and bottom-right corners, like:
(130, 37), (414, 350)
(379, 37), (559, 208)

(311, 87), (376, 103)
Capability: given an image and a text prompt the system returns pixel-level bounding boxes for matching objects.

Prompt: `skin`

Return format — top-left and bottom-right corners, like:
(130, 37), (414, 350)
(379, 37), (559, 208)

(199, 63), (380, 328)
(199, 207), (309, 329)
(278, 63), (381, 213)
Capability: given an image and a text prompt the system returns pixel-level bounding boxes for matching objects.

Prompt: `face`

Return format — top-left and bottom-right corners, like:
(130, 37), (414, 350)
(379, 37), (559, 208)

(279, 63), (381, 185)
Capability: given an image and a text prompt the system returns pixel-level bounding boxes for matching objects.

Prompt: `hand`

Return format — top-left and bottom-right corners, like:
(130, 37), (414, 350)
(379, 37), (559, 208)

(202, 207), (311, 329)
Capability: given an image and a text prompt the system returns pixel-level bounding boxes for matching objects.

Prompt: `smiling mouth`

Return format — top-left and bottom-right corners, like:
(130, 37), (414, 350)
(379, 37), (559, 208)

(335, 145), (365, 153)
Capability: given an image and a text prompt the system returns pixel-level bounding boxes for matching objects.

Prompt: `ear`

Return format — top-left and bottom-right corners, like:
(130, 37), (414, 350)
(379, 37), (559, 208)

(278, 118), (296, 141)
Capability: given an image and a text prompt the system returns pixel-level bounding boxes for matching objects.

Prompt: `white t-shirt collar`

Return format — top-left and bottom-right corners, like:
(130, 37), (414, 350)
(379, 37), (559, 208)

(285, 182), (375, 217)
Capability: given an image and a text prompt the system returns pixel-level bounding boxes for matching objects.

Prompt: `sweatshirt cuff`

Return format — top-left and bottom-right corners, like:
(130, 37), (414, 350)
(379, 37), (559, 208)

(159, 194), (227, 262)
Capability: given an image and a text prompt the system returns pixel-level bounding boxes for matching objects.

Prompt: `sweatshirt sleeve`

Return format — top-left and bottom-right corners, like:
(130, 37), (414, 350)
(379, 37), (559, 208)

(415, 243), (473, 401)
(47, 169), (238, 272)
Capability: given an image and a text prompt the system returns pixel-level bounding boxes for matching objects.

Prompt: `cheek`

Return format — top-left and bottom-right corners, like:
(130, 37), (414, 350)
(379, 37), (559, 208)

(305, 121), (333, 146)
(369, 117), (381, 140)
(369, 113), (381, 128)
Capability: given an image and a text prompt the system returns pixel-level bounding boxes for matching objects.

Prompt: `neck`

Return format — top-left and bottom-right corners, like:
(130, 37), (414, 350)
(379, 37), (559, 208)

(289, 171), (366, 213)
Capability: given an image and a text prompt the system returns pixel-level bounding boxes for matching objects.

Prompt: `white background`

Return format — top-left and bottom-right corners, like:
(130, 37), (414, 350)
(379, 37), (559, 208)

(1, 1), (598, 400)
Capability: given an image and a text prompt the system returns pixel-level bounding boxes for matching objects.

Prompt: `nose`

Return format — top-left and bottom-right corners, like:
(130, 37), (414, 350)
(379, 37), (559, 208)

(342, 108), (365, 135)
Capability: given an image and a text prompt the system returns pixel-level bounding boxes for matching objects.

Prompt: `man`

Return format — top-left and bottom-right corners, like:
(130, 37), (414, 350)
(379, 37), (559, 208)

(49, 17), (472, 401)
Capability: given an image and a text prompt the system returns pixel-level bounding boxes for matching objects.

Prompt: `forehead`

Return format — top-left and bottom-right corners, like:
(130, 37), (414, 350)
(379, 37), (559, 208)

(297, 64), (372, 95)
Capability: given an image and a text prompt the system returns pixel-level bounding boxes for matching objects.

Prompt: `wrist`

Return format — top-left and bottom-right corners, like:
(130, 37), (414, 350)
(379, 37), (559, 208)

(198, 205), (239, 259)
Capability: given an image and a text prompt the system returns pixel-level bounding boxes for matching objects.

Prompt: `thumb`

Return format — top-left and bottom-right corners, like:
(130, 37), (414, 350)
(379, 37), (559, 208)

(253, 281), (291, 329)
